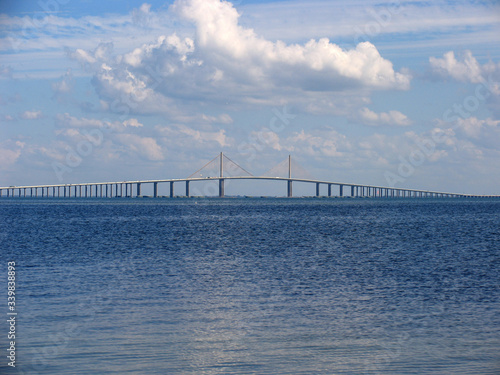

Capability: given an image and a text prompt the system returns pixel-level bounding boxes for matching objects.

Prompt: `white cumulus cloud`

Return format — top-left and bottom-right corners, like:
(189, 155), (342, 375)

(429, 50), (499, 84)
(66, 0), (411, 119)
(173, 0), (410, 91)
(356, 107), (411, 126)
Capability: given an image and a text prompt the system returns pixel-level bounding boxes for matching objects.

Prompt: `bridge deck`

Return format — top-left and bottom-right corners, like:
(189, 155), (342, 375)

(0, 176), (496, 198)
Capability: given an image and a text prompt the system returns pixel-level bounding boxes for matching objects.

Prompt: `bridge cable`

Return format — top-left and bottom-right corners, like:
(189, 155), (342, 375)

(223, 154), (253, 176)
(187, 154), (220, 179)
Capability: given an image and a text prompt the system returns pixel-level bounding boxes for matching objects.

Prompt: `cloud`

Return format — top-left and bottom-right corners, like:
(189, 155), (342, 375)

(201, 113), (233, 124)
(56, 113), (145, 132)
(282, 128), (350, 158)
(455, 117), (500, 139)
(157, 123), (231, 148)
(249, 128), (282, 152)
(1, 114), (15, 121)
(123, 118), (143, 127)
(63, 0), (411, 119)
(173, 0), (410, 91)
(0, 140), (24, 170)
(429, 50), (500, 85)
(20, 110), (43, 120)
(53, 114), (165, 162)
(432, 117), (500, 152)
(56, 113), (105, 128)
(131, 3), (153, 27)
(114, 133), (165, 161)
(429, 50), (484, 83)
(429, 50), (500, 118)
(52, 69), (75, 98)
(355, 107), (411, 126)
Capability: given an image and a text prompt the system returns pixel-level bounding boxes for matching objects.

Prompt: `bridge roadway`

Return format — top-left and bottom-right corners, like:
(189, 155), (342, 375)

(0, 176), (494, 199)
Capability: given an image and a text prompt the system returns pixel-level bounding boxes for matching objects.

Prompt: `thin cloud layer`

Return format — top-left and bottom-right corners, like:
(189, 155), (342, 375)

(20, 110), (43, 120)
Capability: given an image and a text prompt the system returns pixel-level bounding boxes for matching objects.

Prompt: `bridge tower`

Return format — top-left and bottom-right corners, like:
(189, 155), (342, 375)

(219, 152), (224, 198)
(287, 155), (292, 198)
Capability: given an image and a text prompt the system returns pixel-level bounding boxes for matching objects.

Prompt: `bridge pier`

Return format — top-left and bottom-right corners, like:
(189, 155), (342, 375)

(328, 184), (332, 197)
(316, 183), (320, 197)
(186, 181), (190, 197)
(170, 181), (174, 198)
(287, 180), (293, 198)
(153, 182), (158, 198)
(219, 179), (224, 198)
(340, 185), (343, 197)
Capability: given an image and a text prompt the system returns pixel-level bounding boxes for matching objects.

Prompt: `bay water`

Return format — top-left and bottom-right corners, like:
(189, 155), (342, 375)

(1, 198), (499, 374)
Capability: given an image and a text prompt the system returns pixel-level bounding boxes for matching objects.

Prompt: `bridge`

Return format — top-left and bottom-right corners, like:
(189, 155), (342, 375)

(0, 153), (495, 199)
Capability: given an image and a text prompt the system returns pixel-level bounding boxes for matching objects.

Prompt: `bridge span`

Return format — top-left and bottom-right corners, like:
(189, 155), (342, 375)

(0, 154), (495, 199)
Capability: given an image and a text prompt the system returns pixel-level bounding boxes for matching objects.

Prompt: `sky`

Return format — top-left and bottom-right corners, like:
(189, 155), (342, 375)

(0, 0), (499, 196)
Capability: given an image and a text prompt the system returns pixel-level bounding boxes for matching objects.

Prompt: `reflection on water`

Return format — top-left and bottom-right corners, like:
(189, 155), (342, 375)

(1, 198), (499, 374)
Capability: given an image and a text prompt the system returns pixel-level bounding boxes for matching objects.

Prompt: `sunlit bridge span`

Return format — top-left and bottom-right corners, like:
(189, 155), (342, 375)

(0, 153), (496, 199)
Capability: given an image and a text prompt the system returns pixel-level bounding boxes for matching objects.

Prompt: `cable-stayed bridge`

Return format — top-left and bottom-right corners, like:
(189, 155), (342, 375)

(0, 153), (495, 199)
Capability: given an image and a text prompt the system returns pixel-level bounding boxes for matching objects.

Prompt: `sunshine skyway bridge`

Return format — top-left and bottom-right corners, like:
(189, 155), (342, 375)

(0, 153), (495, 199)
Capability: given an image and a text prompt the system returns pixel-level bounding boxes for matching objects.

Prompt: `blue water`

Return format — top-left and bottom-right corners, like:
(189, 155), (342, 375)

(1, 198), (499, 374)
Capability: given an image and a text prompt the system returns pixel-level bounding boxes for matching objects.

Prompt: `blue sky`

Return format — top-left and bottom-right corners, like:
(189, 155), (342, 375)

(1, 0), (499, 195)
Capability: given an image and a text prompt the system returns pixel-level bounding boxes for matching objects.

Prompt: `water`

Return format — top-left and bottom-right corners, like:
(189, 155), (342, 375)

(1, 198), (499, 374)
